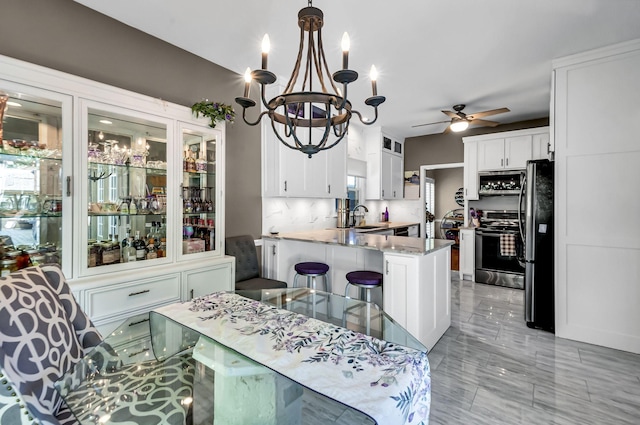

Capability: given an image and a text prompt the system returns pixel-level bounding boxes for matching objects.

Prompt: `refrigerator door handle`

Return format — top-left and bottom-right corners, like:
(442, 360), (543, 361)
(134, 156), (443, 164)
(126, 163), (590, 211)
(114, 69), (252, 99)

(518, 176), (526, 243)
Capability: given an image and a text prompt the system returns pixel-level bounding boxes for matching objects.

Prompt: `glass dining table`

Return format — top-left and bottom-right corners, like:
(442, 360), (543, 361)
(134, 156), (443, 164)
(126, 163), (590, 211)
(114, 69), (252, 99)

(56, 288), (430, 425)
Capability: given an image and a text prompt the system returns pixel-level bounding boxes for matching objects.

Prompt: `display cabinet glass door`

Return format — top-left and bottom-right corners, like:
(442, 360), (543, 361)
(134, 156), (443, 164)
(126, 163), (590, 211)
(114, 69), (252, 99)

(0, 86), (70, 275)
(181, 127), (218, 257)
(86, 107), (168, 269)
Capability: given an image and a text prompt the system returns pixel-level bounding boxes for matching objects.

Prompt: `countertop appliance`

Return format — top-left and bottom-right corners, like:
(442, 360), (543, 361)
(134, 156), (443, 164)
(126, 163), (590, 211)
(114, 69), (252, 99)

(478, 171), (524, 196)
(336, 198), (350, 228)
(475, 210), (525, 289)
(519, 159), (554, 332)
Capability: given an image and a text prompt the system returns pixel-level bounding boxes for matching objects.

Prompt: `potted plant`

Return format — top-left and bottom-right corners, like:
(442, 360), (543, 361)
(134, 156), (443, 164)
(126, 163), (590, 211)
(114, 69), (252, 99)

(191, 100), (235, 128)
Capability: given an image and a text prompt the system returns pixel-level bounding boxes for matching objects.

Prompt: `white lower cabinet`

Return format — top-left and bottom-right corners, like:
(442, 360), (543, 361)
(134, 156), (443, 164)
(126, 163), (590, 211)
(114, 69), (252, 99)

(458, 228), (475, 281)
(78, 257), (234, 336)
(262, 239), (280, 280)
(382, 249), (451, 351)
(183, 257), (235, 300)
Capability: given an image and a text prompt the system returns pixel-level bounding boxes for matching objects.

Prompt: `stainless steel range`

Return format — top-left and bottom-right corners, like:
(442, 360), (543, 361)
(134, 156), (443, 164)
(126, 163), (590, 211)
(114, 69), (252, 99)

(475, 210), (525, 289)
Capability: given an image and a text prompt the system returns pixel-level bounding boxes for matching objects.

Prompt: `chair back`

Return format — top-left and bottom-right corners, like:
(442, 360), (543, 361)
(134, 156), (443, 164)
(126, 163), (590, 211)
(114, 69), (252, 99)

(0, 266), (101, 424)
(225, 235), (260, 282)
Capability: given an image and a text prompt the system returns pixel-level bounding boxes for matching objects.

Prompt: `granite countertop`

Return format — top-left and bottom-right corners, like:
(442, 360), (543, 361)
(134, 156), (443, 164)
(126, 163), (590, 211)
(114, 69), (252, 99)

(263, 228), (453, 256)
(344, 221), (420, 233)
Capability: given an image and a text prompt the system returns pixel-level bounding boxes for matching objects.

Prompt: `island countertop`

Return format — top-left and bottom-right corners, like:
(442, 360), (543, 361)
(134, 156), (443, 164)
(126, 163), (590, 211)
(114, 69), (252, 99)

(263, 228), (453, 256)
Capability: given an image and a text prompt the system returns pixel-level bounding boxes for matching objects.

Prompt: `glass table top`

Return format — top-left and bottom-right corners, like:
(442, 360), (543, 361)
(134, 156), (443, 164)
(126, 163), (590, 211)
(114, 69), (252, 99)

(56, 289), (428, 425)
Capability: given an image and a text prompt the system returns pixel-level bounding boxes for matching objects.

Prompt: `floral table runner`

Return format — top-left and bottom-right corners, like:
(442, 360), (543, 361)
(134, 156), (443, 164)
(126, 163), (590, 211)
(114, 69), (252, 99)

(153, 292), (431, 425)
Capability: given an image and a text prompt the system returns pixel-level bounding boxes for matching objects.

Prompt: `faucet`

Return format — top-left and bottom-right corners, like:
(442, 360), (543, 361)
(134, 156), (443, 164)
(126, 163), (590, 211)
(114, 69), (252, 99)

(351, 204), (369, 227)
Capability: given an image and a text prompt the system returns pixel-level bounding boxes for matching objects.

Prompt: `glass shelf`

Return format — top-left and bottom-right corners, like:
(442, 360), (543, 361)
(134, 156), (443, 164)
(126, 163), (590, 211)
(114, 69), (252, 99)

(0, 88), (67, 272)
(180, 126), (218, 257)
(85, 105), (168, 269)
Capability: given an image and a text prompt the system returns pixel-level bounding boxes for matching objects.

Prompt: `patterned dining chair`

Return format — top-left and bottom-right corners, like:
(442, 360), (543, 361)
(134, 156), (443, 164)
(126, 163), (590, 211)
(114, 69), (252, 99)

(0, 265), (195, 425)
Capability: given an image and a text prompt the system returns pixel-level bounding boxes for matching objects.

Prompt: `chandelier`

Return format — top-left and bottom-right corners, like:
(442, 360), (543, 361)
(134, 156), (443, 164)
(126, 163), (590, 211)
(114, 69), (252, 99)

(234, 1), (385, 158)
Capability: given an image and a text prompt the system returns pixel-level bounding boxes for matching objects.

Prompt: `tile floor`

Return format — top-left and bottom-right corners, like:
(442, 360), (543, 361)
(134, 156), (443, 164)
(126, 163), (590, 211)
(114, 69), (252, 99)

(427, 275), (640, 424)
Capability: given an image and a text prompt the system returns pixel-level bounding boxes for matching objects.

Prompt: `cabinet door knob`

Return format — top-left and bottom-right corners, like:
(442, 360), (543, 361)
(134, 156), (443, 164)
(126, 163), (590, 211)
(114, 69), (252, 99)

(501, 158), (504, 167)
(284, 181), (287, 191)
(272, 245), (276, 256)
(328, 184), (331, 194)
(66, 176), (72, 196)
(386, 260), (389, 275)
(506, 158), (509, 166)
(190, 289), (194, 300)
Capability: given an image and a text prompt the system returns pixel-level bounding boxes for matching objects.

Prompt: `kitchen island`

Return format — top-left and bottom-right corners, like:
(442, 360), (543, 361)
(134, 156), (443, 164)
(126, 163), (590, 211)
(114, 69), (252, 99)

(262, 229), (453, 350)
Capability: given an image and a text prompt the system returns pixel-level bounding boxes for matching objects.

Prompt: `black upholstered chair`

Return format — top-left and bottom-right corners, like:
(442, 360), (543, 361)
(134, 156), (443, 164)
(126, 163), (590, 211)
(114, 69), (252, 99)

(225, 235), (287, 291)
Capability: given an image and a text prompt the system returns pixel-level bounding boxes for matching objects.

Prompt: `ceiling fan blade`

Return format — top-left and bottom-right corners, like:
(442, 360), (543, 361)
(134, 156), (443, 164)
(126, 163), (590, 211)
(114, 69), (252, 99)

(466, 107), (510, 120)
(441, 110), (459, 119)
(469, 118), (500, 127)
(411, 120), (450, 128)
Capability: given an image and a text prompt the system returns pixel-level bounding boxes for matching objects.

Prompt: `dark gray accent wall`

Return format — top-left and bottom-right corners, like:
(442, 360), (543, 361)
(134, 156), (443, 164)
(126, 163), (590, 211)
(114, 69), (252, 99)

(404, 118), (549, 169)
(0, 0), (262, 240)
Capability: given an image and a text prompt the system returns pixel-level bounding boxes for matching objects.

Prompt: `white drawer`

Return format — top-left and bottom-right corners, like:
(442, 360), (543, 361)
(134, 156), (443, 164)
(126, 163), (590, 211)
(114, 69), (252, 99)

(86, 274), (181, 321)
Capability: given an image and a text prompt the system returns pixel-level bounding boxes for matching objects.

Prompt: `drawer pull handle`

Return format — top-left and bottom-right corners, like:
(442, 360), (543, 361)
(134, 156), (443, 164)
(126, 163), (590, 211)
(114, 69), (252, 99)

(128, 289), (150, 297)
(128, 347), (150, 358)
(128, 318), (150, 327)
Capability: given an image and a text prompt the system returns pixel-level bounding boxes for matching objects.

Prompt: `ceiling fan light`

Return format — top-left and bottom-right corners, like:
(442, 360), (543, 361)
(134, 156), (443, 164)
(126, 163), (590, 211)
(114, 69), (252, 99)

(450, 120), (469, 132)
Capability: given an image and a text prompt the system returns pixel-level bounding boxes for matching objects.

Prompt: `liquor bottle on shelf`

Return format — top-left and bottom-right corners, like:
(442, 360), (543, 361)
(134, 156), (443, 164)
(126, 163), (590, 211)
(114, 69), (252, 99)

(183, 148), (188, 171)
(122, 237), (136, 263)
(186, 150), (196, 173)
(157, 238), (166, 258)
(146, 239), (158, 260)
(121, 229), (131, 250)
(199, 227), (211, 251)
(133, 231), (146, 261)
(129, 199), (137, 215)
(196, 151), (207, 173)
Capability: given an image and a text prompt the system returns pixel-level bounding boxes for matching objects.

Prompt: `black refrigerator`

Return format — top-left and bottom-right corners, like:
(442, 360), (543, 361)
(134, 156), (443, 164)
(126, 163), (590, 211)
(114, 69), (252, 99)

(519, 159), (554, 332)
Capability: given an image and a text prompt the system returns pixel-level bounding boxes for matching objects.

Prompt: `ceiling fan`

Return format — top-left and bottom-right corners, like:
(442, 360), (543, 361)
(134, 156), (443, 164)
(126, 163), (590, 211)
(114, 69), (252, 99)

(412, 104), (510, 133)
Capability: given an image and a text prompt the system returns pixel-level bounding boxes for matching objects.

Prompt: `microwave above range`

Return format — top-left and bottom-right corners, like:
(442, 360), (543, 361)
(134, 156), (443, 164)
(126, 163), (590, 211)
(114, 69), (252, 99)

(478, 171), (524, 196)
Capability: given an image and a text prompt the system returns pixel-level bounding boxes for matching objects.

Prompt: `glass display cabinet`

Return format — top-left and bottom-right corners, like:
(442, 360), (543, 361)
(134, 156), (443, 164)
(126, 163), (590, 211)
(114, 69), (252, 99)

(179, 123), (221, 259)
(80, 101), (171, 274)
(0, 83), (72, 277)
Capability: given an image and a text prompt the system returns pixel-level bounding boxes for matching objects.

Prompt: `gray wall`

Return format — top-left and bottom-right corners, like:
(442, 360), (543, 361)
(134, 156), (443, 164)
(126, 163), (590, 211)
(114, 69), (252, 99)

(0, 0), (262, 240)
(404, 117), (549, 169)
(426, 168), (464, 224)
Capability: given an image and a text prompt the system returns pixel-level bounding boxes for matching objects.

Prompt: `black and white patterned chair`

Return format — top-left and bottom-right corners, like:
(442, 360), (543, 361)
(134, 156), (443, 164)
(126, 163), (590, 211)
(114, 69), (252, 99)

(0, 265), (195, 425)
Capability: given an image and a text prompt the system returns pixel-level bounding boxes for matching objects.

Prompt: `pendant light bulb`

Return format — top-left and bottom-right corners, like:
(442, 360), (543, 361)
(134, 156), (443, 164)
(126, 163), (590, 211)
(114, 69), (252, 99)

(450, 119), (470, 132)
(244, 67), (252, 83)
(262, 34), (270, 54)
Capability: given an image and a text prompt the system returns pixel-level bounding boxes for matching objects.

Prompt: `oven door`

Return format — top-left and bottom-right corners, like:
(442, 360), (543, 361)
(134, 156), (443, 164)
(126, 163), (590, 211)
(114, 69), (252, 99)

(475, 228), (525, 288)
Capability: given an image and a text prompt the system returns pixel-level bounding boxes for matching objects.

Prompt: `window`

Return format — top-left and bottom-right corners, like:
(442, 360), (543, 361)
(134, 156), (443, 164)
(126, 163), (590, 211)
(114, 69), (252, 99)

(346, 175), (363, 211)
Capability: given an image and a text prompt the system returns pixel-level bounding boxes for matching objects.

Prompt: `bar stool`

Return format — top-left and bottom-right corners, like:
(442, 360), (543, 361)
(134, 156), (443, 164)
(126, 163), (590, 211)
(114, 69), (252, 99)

(343, 270), (383, 334)
(293, 262), (331, 293)
(344, 271), (383, 304)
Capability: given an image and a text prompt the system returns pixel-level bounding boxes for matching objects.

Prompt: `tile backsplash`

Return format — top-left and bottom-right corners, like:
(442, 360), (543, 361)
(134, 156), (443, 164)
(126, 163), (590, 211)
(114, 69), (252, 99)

(262, 197), (423, 234)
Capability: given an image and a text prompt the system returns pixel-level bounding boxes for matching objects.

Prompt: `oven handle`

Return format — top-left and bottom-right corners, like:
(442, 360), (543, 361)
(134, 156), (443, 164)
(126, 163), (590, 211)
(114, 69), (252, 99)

(476, 229), (520, 236)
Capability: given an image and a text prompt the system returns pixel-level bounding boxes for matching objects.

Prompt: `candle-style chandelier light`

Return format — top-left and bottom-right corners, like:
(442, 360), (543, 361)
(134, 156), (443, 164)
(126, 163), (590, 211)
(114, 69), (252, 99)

(234, 1), (385, 158)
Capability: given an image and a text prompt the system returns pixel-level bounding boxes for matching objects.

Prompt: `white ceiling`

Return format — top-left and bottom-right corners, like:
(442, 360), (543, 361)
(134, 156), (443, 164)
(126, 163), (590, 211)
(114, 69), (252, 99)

(74, 0), (640, 140)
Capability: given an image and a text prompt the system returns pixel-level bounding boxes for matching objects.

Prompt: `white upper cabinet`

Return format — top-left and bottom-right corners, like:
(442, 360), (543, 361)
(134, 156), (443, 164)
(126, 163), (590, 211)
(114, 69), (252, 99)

(531, 132), (550, 160)
(365, 127), (404, 200)
(261, 85), (347, 199)
(477, 135), (531, 171)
